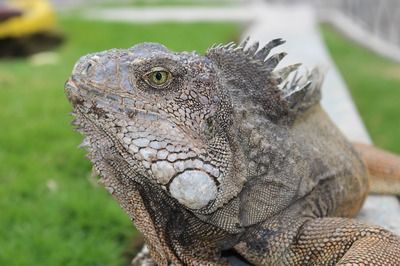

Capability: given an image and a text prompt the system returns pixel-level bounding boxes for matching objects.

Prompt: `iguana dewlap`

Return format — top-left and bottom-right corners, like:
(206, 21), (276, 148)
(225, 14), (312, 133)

(65, 39), (400, 265)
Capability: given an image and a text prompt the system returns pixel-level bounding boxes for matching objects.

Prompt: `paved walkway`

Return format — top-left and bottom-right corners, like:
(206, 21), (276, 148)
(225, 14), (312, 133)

(83, 3), (399, 234)
(84, 6), (251, 22)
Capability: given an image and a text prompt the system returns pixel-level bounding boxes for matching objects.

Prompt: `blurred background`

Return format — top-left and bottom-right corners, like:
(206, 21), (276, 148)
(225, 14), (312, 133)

(0, 0), (399, 265)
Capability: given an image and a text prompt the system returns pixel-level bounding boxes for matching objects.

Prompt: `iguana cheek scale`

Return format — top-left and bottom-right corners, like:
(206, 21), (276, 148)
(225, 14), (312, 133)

(170, 170), (217, 209)
(66, 39), (400, 265)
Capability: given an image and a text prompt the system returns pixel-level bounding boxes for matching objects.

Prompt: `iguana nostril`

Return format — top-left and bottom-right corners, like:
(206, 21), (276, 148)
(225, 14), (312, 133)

(82, 62), (93, 76)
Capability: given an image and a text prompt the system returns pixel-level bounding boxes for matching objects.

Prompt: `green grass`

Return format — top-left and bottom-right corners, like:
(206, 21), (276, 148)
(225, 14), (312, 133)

(321, 25), (400, 154)
(0, 18), (238, 265)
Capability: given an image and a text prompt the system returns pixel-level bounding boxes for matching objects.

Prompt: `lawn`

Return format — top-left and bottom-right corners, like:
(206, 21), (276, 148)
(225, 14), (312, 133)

(0, 18), (238, 265)
(321, 25), (400, 154)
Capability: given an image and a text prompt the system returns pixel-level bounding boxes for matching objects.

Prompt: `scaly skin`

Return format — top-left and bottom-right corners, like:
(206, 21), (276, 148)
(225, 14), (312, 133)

(65, 39), (400, 265)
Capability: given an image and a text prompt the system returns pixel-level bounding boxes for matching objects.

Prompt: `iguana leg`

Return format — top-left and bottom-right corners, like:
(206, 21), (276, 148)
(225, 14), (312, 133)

(235, 217), (400, 265)
(289, 218), (400, 265)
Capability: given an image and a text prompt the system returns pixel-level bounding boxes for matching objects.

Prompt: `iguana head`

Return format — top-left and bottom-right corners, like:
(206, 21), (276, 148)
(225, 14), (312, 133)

(65, 40), (321, 223)
(66, 43), (245, 213)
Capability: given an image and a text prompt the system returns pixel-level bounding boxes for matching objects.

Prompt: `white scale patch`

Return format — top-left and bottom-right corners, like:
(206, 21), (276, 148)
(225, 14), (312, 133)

(139, 147), (157, 161)
(169, 170), (217, 209)
(151, 161), (176, 184)
(133, 138), (150, 147)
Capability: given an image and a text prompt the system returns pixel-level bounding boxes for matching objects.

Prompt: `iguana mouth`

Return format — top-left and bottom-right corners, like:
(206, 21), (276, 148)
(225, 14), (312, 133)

(65, 77), (163, 121)
(64, 78), (84, 107)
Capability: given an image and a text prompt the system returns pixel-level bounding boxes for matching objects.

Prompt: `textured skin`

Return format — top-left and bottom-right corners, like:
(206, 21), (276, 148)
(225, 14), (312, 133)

(65, 39), (400, 265)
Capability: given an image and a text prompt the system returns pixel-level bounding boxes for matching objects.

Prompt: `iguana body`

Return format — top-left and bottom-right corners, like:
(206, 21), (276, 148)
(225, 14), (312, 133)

(65, 39), (400, 265)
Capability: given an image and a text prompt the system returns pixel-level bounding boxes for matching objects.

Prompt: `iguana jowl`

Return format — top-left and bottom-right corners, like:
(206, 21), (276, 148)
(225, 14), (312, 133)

(65, 39), (400, 265)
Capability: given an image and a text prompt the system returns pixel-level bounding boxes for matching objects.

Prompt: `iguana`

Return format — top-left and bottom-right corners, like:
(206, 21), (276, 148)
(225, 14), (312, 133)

(65, 39), (400, 265)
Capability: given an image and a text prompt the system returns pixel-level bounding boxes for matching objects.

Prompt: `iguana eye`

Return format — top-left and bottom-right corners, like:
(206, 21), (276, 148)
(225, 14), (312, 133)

(144, 67), (172, 88)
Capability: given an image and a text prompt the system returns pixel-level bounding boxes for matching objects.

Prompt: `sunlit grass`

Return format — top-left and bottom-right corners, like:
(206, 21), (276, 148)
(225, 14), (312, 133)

(321, 24), (400, 153)
(0, 18), (238, 265)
